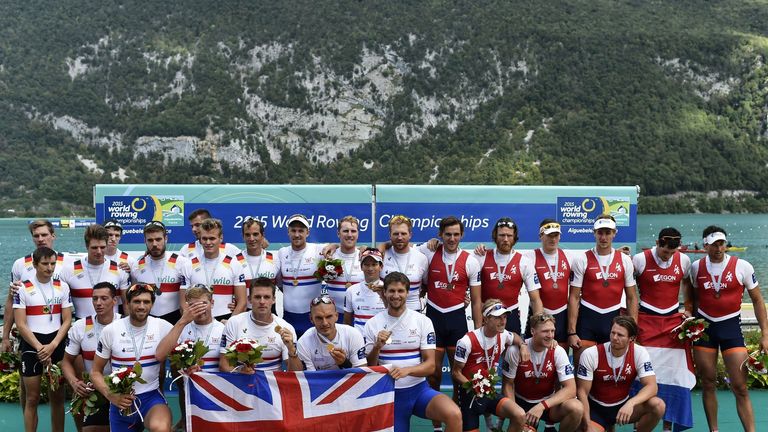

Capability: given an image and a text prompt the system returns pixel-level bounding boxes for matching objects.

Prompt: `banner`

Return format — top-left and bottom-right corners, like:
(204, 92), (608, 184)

(185, 368), (395, 431)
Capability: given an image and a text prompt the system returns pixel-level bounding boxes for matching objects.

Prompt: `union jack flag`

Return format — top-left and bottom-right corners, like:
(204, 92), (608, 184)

(185, 366), (395, 431)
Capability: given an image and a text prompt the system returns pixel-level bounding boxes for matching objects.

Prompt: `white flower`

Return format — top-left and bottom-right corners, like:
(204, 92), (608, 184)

(112, 376), (120, 385)
(128, 372), (136, 379)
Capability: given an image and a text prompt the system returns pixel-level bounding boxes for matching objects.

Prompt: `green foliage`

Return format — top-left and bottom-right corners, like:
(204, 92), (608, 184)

(0, 371), (20, 403)
(1, 1), (768, 214)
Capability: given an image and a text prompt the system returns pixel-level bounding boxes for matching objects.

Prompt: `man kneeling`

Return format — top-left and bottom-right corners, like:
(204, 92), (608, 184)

(576, 316), (665, 432)
(502, 312), (582, 432)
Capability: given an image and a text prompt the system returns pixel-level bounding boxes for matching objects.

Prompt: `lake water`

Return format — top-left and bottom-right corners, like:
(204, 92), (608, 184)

(2, 214), (767, 303)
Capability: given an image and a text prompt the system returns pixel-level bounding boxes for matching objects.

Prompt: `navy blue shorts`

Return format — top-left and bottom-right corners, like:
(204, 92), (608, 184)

(283, 310), (312, 338)
(456, 389), (508, 431)
(109, 389), (167, 432)
(505, 308), (522, 335)
(152, 309), (181, 325)
(426, 306), (469, 348)
(394, 381), (441, 431)
(576, 307), (619, 344)
(693, 315), (745, 353)
(588, 397), (624, 430)
(83, 398), (110, 426)
(515, 396), (551, 424)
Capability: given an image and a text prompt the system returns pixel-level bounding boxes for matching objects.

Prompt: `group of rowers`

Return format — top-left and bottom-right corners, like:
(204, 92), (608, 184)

(4, 209), (767, 432)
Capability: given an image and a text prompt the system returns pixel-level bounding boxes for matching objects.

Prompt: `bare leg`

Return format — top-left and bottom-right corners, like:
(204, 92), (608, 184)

(424, 393), (462, 432)
(723, 348), (755, 432)
(693, 347), (719, 430)
(22, 375), (41, 432)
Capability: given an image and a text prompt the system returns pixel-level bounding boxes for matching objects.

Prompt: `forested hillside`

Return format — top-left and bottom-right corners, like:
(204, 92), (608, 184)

(1, 0), (767, 215)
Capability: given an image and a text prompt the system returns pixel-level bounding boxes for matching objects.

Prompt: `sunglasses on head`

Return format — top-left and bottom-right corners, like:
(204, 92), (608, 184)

(483, 303), (507, 316)
(539, 222), (560, 232)
(531, 313), (555, 322)
(496, 220), (515, 229)
(144, 220), (166, 229)
(311, 295), (335, 306)
(190, 283), (213, 292)
(127, 283), (158, 295)
(104, 220), (122, 229)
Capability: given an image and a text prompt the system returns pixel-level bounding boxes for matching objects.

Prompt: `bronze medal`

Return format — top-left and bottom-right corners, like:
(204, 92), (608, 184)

(602, 280), (609, 287)
(447, 282), (454, 290)
(497, 281), (504, 290)
(714, 291), (721, 299)
(292, 279), (299, 286)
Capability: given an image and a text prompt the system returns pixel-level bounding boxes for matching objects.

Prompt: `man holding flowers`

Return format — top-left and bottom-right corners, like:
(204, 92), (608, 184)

(91, 283), (173, 432)
(219, 277), (302, 372)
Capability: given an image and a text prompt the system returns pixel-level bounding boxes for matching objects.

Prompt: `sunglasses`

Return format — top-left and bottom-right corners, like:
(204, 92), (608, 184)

(310, 295), (335, 306)
(144, 220), (166, 229)
(483, 303), (507, 316)
(104, 220), (122, 230)
(531, 313), (555, 322)
(495, 220), (516, 228)
(539, 222), (560, 232)
(190, 283), (213, 292)
(127, 283), (159, 296)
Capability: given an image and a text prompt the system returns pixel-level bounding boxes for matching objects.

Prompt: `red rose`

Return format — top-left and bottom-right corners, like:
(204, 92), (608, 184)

(236, 343), (251, 353)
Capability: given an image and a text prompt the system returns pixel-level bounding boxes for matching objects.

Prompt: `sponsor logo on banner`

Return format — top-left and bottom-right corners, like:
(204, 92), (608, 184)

(104, 195), (184, 226)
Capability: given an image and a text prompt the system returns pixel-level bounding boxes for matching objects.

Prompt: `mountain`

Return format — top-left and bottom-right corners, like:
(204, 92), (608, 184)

(1, 0), (767, 215)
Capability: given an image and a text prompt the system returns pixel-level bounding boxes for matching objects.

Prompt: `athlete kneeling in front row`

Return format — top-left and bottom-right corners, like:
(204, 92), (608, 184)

(502, 313), (582, 432)
(576, 316), (664, 432)
(453, 299), (528, 432)
(364, 271), (462, 432)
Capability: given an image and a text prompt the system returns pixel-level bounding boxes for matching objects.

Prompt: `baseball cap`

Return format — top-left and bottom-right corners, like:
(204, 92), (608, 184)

(360, 248), (383, 263)
(104, 219), (123, 231)
(593, 218), (617, 231)
(483, 303), (510, 317)
(539, 222), (561, 235)
(287, 214), (310, 228)
(703, 231), (727, 245)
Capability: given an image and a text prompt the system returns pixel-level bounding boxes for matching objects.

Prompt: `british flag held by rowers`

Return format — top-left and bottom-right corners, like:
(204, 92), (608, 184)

(186, 366), (395, 431)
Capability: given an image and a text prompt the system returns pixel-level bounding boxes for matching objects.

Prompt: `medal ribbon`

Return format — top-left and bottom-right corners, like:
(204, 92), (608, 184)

(443, 249), (459, 286)
(707, 257), (726, 296)
(494, 250), (510, 286)
(593, 249), (612, 285)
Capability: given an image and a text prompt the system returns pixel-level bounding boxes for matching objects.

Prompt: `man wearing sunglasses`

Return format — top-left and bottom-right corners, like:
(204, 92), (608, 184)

(131, 221), (191, 325)
(632, 227), (694, 432)
(344, 248), (387, 332)
(276, 214), (328, 337)
(60, 224), (129, 320)
(364, 272), (462, 432)
(689, 226), (768, 432)
(568, 215), (638, 367)
(381, 215), (429, 311)
(523, 219), (572, 348)
(91, 283), (174, 432)
(178, 208), (241, 259)
(454, 299), (528, 432)
(502, 313), (582, 432)
(295, 294), (366, 371)
(219, 278), (302, 372)
(185, 218), (247, 321)
(473, 217), (542, 332)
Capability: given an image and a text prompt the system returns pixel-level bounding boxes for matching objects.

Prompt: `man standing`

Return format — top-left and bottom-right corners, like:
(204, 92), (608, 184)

(416, 216), (481, 412)
(156, 284), (224, 432)
(238, 218), (278, 289)
(381, 215), (428, 311)
(473, 217), (542, 331)
(632, 227), (694, 431)
(91, 283), (174, 432)
(131, 221), (191, 324)
(103, 219), (135, 271)
(13, 247), (73, 432)
(690, 226), (768, 432)
(523, 220), (572, 347)
(502, 313), (582, 432)
(276, 214), (327, 337)
(576, 316), (664, 432)
(185, 218), (246, 321)
(60, 224), (130, 320)
(568, 215), (638, 365)
(364, 272), (462, 432)
(178, 208), (240, 259)
(219, 278), (302, 372)
(296, 295), (367, 371)
(454, 299), (527, 432)
(324, 216), (365, 321)
(344, 248), (387, 332)
(62, 281), (118, 432)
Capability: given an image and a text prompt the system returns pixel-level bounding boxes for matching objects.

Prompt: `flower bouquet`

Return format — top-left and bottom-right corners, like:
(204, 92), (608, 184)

(69, 372), (107, 417)
(313, 258), (344, 294)
(462, 367), (500, 400)
(105, 361), (146, 416)
(45, 363), (63, 391)
(222, 337), (265, 371)
(0, 352), (19, 373)
(672, 317), (709, 343)
(744, 350), (768, 375)
(169, 339), (210, 372)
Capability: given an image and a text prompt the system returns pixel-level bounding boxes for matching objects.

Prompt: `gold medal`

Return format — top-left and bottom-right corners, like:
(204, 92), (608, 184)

(326, 343), (334, 352)
(345, 282), (352, 289)
(274, 325), (282, 333)
(292, 279), (299, 286)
